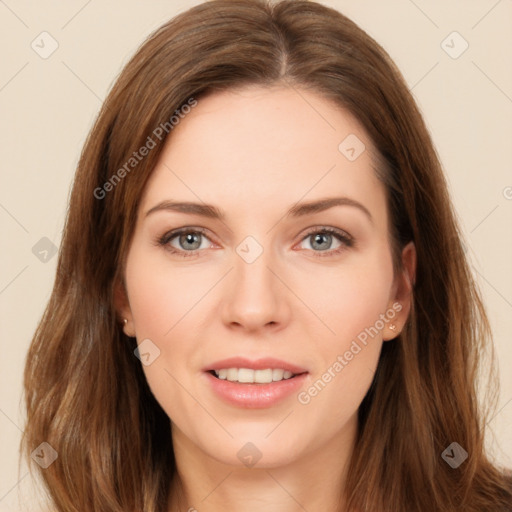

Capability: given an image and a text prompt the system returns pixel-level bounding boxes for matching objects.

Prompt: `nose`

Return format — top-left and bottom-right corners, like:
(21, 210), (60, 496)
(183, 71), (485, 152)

(220, 244), (291, 333)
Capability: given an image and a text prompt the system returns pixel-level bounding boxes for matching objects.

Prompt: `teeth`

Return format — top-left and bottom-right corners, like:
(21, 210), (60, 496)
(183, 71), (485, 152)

(272, 369), (284, 381)
(213, 368), (297, 383)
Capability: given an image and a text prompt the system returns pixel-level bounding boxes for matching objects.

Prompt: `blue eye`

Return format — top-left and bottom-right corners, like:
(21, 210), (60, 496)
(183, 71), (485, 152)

(157, 228), (212, 258)
(156, 226), (354, 258)
(298, 227), (354, 257)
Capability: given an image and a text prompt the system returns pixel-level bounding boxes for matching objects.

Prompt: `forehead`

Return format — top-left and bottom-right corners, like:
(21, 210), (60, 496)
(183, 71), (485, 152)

(139, 85), (387, 225)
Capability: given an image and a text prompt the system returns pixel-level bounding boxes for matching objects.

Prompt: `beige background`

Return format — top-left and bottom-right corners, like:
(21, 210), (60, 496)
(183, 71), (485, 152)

(1, 0), (511, 510)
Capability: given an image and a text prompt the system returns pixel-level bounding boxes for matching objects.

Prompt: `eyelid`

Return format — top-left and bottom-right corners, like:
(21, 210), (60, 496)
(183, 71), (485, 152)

(299, 225), (353, 244)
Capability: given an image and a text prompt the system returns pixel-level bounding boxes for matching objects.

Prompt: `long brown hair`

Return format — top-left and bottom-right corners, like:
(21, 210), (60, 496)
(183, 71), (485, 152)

(22, 1), (512, 510)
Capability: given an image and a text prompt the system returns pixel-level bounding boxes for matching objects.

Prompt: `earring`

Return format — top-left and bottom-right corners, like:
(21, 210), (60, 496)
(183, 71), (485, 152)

(389, 323), (397, 331)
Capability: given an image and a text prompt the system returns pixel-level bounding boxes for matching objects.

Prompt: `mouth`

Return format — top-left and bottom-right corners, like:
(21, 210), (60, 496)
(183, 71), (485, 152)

(204, 366), (309, 409)
(204, 357), (309, 384)
(207, 368), (307, 384)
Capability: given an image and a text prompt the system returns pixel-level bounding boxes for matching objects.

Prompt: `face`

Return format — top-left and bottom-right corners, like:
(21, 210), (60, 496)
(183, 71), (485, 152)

(116, 85), (415, 468)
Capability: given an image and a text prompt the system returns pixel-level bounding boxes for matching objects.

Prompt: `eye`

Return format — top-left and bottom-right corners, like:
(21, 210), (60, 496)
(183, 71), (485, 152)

(156, 228), (213, 258)
(297, 227), (354, 257)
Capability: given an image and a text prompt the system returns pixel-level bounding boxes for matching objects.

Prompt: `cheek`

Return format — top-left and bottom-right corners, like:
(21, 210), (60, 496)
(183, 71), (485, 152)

(124, 249), (206, 338)
(124, 248), (215, 401)
(296, 246), (394, 346)
(297, 246), (393, 399)
(295, 268), (389, 421)
(124, 249), (200, 418)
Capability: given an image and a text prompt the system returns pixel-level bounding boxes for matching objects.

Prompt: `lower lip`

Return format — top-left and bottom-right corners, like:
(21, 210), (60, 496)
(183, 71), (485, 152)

(204, 371), (308, 409)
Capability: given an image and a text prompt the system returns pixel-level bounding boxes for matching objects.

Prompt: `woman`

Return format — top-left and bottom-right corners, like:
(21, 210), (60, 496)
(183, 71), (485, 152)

(22, 0), (512, 511)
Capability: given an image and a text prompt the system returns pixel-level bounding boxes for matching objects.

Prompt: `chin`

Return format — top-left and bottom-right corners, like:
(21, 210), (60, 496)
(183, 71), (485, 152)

(202, 434), (306, 470)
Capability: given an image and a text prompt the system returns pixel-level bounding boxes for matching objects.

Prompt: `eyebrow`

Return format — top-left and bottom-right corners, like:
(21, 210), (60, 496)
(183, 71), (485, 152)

(144, 197), (373, 224)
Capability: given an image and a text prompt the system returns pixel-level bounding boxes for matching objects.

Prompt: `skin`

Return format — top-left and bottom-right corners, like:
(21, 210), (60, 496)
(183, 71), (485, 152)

(115, 84), (416, 512)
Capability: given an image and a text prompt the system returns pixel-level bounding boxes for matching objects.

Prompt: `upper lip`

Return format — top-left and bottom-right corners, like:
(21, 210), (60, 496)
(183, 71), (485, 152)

(204, 357), (308, 374)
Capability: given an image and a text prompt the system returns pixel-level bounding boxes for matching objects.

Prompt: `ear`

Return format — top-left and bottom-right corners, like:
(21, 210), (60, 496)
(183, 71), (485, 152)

(113, 278), (136, 337)
(383, 241), (416, 341)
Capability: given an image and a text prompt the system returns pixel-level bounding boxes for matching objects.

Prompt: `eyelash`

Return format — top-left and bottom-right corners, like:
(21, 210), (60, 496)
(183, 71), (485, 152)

(155, 226), (354, 259)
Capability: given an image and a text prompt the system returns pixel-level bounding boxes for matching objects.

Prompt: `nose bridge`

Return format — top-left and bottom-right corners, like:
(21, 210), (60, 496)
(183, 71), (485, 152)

(234, 232), (278, 300)
(221, 232), (286, 329)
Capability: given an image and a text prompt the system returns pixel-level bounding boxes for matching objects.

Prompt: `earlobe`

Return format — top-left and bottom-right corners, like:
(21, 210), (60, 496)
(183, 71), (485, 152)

(113, 279), (135, 337)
